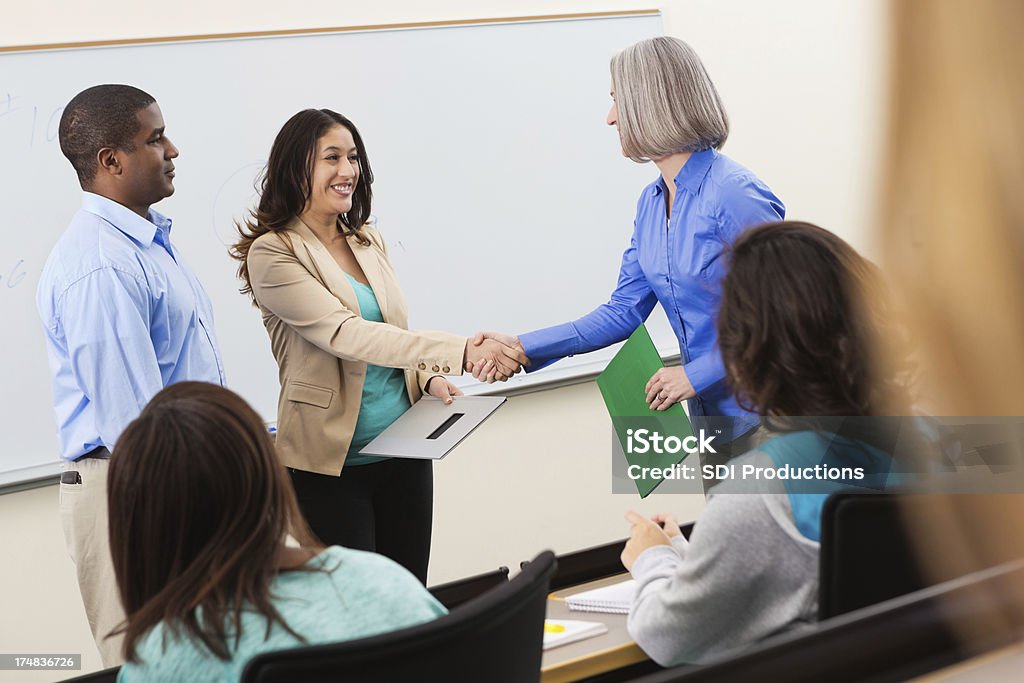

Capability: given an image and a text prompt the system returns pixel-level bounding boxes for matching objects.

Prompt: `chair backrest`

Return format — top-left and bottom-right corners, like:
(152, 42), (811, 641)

(542, 538), (626, 592)
(819, 492), (1024, 619)
(59, 667), (119, 683)
(631, 558), (1024, 683)
(241, 550), (556, 683)
(428, 565), (510, 610)
(818, 492), (926, 619)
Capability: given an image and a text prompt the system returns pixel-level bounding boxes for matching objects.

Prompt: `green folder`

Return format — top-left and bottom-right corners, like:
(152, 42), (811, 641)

(597, 325), (694, 497)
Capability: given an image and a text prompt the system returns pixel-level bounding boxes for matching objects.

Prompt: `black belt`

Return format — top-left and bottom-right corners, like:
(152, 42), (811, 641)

(61, 447), (111, 484)
(78, 446), (111, 460)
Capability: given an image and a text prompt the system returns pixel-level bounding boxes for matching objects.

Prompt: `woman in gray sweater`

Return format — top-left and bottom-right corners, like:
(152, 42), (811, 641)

(621, 221), (910, 666)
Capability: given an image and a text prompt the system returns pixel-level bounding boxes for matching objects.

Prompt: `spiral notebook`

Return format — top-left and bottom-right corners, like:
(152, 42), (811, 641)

(565, 579), (636, 614)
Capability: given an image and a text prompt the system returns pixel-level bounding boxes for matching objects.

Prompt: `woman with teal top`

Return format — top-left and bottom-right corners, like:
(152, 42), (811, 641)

(232, 110), (526, 583)
(110, 382), (446, 681)
(617, 222), (911, 666)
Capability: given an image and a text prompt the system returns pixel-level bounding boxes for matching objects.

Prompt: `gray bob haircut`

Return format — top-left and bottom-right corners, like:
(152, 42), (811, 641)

(611, 36), (729, 162)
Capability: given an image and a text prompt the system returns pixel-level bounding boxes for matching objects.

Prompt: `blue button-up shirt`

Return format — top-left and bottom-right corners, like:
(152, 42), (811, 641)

(519, 148), (784, 440)
(37, 192), (226, 461)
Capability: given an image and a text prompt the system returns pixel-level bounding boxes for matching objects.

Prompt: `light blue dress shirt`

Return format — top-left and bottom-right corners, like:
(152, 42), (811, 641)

(519, 148), (784, 441)
(37, 192), (225, 461)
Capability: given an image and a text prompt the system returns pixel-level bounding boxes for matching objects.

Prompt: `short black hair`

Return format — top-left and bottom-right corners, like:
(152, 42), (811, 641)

(58, 84), (156, 185)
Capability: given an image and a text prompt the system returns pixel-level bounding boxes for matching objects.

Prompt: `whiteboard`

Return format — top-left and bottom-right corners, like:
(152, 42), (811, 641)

(0, 13), (669, 488)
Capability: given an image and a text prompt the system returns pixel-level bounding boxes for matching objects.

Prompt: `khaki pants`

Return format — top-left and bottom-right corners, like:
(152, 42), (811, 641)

(59, 457), (125, 667)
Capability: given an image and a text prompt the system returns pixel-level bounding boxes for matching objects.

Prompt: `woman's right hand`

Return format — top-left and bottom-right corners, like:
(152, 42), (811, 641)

(621, 510), (672, 571)
(464, 335), (528, 382)
(650, 512), (683, 538)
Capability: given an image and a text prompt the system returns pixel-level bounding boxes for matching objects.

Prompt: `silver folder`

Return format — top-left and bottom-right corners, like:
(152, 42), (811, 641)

(358, 396), (507, 459)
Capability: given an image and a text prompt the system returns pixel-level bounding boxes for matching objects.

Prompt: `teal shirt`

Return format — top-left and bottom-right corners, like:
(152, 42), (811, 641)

(758, 431), (896, 542)
(344, 275), (412, 466)
(118, 546), (447, 683)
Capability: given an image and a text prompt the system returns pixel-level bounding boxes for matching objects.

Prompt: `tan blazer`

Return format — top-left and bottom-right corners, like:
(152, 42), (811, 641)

(247, 218), (466, 476)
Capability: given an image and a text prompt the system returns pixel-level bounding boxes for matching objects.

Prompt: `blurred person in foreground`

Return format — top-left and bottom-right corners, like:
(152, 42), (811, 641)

(877, 0), (1024, 641)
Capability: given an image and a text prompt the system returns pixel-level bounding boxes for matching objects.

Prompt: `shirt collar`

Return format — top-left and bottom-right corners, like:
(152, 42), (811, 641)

(653, 147), (717, 197)
(81, 191), (173, 247)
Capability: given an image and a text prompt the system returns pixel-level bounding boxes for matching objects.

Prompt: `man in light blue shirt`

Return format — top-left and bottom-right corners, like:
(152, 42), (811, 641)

(37, 84), (224, 666)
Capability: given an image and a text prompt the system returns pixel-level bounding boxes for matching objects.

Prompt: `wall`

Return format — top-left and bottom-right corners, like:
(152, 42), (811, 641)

(0, 0), (886, 679)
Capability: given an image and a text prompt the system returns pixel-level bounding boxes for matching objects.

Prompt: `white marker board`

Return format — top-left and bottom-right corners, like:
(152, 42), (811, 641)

(0, 12), (669, 488)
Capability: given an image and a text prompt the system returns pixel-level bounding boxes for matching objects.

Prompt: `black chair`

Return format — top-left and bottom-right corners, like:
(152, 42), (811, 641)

(428, 565), (509, 610)
(533, 523), (694, 592)
(540, 538), (626, 592)
(59, 567), (512, 683)
(819, 492), (1024, 619)
(631, 558), (1024, 683)
(60, 667), (119, 682)
(241, 550), (556, 683)
(818, 492), (928, 618)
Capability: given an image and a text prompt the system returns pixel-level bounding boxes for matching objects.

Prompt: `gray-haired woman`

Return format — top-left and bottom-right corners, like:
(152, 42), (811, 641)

(470, 36), (784, 453)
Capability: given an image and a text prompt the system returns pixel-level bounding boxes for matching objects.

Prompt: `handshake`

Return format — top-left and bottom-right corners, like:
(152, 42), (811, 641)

(463, 331), (531, 383)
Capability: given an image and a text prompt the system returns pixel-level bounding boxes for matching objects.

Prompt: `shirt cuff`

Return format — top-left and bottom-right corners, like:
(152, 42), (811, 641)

(630, 543), (680, 579)
(670, 534), (689, 556)
(682, 351), (726, 395)
(519, 323), (579, 373)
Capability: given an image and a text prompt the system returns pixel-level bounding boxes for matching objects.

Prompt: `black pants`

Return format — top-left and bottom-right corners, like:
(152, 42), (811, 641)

(289, 458), (433, 584)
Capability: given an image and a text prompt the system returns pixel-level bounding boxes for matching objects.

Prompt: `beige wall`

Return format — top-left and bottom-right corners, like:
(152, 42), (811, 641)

(0, 1), (885, 679)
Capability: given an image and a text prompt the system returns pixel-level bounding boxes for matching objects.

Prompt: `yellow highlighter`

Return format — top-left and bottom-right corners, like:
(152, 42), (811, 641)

(544, 621), (566, 633)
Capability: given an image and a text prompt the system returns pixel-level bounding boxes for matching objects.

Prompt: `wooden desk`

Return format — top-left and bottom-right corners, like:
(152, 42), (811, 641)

(541, 574), (649, 683)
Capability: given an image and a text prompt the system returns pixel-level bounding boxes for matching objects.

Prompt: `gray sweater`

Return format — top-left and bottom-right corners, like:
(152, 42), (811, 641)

(627, 463), (819, 666)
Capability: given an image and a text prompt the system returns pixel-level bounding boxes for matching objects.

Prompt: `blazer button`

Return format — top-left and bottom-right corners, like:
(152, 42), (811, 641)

(418, 363), (426, 370)
(432, 365), (440, 372)
(442, 365), (451, 373)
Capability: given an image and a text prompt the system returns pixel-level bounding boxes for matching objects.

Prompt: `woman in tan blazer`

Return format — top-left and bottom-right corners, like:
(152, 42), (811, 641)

(232, 109), (524, 582)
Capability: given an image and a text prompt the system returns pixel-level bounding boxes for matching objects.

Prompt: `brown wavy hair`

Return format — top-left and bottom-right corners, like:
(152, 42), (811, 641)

(232, 109), (374, 303)
(717, 221), (911, 419)
(107, 382), (322, 662)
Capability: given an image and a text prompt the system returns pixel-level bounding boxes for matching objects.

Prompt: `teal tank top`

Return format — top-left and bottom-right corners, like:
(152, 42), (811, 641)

(343, 274), (412, 466)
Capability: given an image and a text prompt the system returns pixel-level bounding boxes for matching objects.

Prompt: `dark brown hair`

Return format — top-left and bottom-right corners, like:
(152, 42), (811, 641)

(232, 109), (374, 303)
(718, 221), (910, 419)
(58, 84), (155, 185)
(107, 382), (320, 662)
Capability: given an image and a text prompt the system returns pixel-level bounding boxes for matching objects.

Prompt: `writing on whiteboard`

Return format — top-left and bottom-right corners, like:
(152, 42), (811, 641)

(0, 259), (28, 291)
(0, 92), (64, 147)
